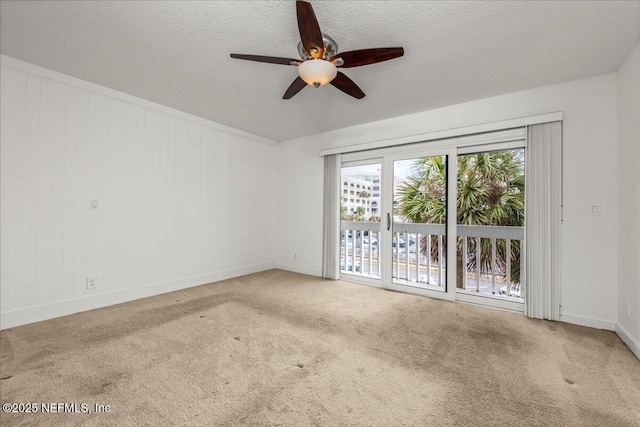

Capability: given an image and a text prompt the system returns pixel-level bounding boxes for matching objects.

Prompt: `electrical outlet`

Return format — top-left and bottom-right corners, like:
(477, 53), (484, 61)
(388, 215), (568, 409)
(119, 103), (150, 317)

(87, 277), (97, 289)
(90, 199), (99, 210)
(626, 301), (631, 317)
(294, 253), (297, 259)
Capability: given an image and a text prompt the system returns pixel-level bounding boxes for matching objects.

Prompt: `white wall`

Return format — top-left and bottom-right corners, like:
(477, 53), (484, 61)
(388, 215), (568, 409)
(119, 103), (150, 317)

(0, 56), (277, 329)
(1, 52), (632, 343)
(277, 72), (619, 330)
(616, 42), (640, 356)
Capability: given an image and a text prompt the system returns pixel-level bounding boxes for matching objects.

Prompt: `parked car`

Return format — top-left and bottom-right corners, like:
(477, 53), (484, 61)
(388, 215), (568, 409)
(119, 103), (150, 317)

(340, 259), (361, 272)
(392, 237), (406, 248)
(359, 238), (378, 250)
(362, 236), (378, 246)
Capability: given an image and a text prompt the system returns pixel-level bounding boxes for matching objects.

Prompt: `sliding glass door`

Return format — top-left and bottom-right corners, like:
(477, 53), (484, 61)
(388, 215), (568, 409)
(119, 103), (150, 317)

(338, 132), (526, 312)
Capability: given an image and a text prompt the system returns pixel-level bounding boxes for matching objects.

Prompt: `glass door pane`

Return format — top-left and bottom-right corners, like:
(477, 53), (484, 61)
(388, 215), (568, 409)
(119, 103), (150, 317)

(456, 149), (525, 303)
(340, 163), (382, 279)
(392, 155), (447, 290)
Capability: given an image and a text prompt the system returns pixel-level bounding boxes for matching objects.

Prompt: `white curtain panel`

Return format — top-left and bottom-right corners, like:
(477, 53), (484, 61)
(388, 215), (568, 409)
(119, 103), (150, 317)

(525, 121), (562, 320)
(322, 154), (340, 279)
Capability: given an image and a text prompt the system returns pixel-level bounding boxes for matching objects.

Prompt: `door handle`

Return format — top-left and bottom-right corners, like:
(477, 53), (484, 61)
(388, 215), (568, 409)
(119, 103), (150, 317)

(387, 213), (391, 231)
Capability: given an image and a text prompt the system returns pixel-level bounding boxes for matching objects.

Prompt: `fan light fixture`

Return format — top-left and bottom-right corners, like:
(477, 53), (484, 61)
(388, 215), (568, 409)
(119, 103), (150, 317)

(297, 59), (337, 88)
(230, 1), (404, 99)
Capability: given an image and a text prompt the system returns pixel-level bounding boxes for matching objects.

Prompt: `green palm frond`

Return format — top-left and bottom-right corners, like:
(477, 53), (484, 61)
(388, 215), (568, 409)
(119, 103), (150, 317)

(397, 150), (525, 283)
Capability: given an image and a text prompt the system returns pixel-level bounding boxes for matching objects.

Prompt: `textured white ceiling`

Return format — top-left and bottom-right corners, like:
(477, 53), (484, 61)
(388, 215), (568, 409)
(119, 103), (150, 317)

(1, 1), (639, 141)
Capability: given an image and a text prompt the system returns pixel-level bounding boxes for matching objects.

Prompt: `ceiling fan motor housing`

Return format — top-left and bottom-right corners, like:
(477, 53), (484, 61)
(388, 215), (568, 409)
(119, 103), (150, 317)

(297, 34), (338, 60)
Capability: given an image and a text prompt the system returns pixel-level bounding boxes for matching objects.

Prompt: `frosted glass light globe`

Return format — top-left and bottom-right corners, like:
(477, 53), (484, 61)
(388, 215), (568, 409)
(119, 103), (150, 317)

(297, 59), (338, 87)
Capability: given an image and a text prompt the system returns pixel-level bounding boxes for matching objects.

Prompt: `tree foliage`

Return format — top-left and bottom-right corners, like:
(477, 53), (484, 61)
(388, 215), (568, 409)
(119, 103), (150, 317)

(396, 151), (524, 284)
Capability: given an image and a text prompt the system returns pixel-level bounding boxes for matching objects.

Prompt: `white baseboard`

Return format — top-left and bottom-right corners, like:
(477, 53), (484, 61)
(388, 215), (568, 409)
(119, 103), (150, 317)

(615, 323), (640, 360)
(559, 312), (616, 330)
(275, 264), (322, 277)
(0, 262), (275, 330)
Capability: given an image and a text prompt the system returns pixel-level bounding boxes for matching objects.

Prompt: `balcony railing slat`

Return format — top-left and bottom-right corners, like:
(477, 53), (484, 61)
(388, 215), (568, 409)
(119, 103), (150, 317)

(520, 239), (526, 301)
(395, 232), (399, 279)
(369, 231), (373, 275)
(438, 235), (443, 286)
(476, 237), (481, 292)
(462, 237), (468, 290)
(417, 233), (421, 283)
(506, 238), (511, 296)
(352, 230), (356, 274)
(426, 235), (431, 284)
(491, 238), (497, 294)
(356, 231), (359, 273)
(405, 232), (410, 282)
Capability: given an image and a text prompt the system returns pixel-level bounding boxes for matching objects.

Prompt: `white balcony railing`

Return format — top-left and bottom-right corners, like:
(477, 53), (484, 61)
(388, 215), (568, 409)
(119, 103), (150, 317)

(391, 222), (446, 288)
(340, 221), (381, 278)
(340, 221), (524, 300)
(457, 224), (524, 299)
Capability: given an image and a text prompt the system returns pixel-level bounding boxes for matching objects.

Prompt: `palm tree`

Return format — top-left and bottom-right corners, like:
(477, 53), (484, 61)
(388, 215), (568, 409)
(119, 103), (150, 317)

(358, 190), (370, 218)
(354, 206), (365, 221)
(340, 204), (348, 221)
(396, 151), (524, 287)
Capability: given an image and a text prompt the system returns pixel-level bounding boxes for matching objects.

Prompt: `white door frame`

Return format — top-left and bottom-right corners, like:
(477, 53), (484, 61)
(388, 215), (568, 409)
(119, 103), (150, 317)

(380, 147), (458, 301)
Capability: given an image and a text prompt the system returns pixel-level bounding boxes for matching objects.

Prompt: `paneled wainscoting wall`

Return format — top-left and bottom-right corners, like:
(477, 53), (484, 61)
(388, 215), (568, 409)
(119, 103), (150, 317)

(1, 57), (277, 328)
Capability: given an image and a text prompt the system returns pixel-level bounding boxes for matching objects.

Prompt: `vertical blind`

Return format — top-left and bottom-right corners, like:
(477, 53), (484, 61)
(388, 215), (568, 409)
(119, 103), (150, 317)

(525, 121), (562, 320)
(322, 154), (340, 279)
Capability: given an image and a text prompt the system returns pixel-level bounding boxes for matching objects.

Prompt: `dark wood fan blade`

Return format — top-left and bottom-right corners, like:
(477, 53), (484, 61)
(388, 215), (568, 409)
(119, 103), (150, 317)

(296, 1), (324, 58)
(330, 72), (365, 99)
(283, 77), (308, 99)
(230, 54), (300, 66)
(331, 47), (404, 68)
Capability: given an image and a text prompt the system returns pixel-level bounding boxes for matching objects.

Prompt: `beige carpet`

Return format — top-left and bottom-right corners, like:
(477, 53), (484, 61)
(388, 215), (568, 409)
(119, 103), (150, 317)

(1, 270), (639, 426)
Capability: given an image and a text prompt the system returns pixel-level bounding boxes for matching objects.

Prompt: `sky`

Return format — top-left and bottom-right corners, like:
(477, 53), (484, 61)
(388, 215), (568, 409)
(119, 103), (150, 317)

(342, 159), (418, 183)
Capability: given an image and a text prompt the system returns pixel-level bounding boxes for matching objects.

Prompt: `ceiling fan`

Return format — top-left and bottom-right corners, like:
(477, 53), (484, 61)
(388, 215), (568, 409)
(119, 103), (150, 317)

(230, 0), (404, 100)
